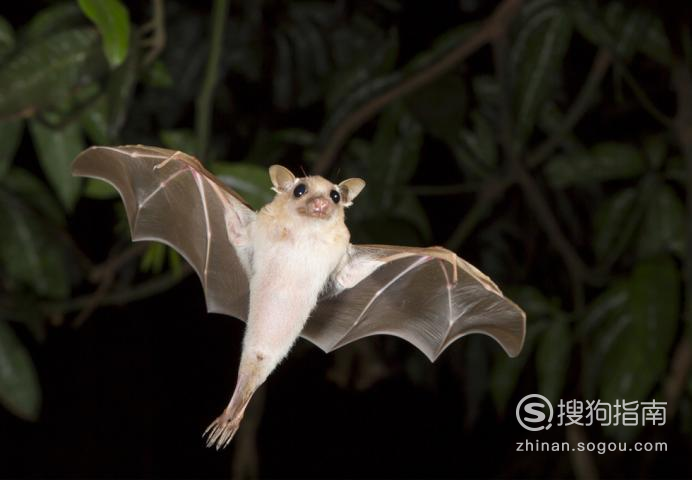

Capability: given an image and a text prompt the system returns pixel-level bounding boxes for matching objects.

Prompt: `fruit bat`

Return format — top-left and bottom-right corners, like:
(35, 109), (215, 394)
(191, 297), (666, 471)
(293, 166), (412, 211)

(72, 145), (526, 450)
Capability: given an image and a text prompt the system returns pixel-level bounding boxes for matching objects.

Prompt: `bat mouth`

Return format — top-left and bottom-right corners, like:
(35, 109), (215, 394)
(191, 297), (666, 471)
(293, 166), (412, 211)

(297, 206), (332, 219)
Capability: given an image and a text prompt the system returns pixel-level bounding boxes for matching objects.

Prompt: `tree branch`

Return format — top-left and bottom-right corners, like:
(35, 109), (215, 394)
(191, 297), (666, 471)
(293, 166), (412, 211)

(492, 23), (588, 310)
(140, 0), (167, 67)
(527, 49), (612, 169)
(445, 178), (510, 251)
(70, 243), (151, 326)
(406, 182), (479, 196)
(313, 0), (524, 175)
(89, 243), (150, 282)
(663, 337), (692, 420)
(666, 57), (692, 421)
(47, 265), (193, 316)
(195, 0), (230, 160)
(567, 424), (599, 480)
(621, 63), (673, 129)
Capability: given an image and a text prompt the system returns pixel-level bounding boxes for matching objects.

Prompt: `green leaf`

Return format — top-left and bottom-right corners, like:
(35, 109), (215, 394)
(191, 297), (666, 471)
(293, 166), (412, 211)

(579, 280), (630, 399)
(579, 279), (629, 338)
(369, 105), (422, 188)
(0, 191), (70, 298)
(569, 3), (612, 49)
(211, 162), (273, 210)
(319, 22), (478, 154)
(80, 95), (110, 145)
(273, 31), (293, 110)
(538, 103), (586, 153)
(160, 128), (198, 157)
(664, 155), (685, 186)
(338, 109), (430, 243)
(637, 183), (685, 259)
(0, 321), (41, 421)
(327, 29), (398, 109)
(142, 60), (174, 88)
(571, 1), (656, 62)
(140, 243), (167, 274)
(28, 119), (85, 212)
(0, 294), (46, 343)
(0, 119), (23, 179)
(269, 2), (388, 110)
(599, 257), (680, 439)
(273, 128), (316, 147)
(388, 193), (432, 243)
(242, 129), (315, 167)
(512, 1), (572, 147)
(318, 72), (402, 152)
(637, 18), (672, 65)
(358, 106), (430, 241)
(472, 75), (500, 118)
(83, 178), (118, 200)
(452, 110), (498, 177)
(1, 168), (66, 225)
(592, 187), (641, 262)
(0, 28), (103, 117)
(405, 23), (478, 73)
(535, 318), (571, 404)
(0, 15), (15, 59)
(106, 36), (139, 139)
(78, 0), (131, 68)
(405, 73), (467, 142)
(603, 2), (653, 61)
(285, 22), (327, 108)
(643, 134), (668, 169)
(545, 142), (646, 187)
(505, 285), (560, 319)
(21, 2), (84, 41)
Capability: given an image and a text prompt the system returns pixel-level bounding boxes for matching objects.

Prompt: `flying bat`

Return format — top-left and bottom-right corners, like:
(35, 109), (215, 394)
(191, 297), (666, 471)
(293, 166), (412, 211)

(72, 145), (526, 450)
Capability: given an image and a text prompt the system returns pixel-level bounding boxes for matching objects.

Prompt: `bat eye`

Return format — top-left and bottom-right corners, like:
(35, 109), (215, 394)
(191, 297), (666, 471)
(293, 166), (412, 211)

(293, 184), (306, 198)
(330, 190), (340, 204)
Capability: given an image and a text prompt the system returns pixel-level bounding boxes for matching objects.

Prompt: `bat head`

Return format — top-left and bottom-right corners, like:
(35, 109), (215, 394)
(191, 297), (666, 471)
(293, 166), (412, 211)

(268, 165), (365, 221)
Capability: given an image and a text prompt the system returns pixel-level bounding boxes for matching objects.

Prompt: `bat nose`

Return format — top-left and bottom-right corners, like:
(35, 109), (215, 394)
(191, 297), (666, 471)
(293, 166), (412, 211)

(307, 196), (331, 217)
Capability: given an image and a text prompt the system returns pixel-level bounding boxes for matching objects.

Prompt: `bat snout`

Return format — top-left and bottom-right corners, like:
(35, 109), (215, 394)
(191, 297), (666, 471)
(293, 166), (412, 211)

(305, 195), (332, 218)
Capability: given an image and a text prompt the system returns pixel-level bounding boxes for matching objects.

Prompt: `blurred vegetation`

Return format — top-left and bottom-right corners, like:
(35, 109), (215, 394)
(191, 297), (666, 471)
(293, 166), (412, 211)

(0, 0), (691, 477)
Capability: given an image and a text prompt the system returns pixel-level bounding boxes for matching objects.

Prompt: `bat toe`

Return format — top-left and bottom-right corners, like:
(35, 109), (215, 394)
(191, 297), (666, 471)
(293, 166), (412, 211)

(203, 413), (243, 450)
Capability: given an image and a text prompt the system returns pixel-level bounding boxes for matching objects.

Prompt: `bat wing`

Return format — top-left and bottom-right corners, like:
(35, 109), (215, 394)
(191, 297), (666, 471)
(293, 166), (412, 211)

(302, 244), (526, 361)
(72, 145), (254, 320)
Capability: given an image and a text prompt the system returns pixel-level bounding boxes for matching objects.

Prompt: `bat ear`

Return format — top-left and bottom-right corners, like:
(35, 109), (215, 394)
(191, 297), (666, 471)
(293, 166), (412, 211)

(269, 165), (296, 192)
(338, 178), (366, 206)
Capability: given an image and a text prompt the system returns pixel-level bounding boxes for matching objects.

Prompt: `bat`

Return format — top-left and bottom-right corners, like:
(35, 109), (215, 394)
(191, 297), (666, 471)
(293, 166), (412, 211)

(72, 145), (526, 450)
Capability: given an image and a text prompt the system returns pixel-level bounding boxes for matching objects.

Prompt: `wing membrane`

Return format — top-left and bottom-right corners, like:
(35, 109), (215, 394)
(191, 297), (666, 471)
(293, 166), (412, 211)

(302, 245), (526, 360)
(72, 145), (253, 320)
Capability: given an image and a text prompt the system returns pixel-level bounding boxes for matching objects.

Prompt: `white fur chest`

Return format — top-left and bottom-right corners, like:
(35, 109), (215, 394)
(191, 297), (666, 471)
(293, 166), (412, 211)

(248, 210), (350, 288)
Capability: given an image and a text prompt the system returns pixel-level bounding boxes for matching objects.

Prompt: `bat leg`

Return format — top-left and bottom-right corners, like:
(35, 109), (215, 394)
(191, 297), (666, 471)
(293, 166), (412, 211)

(203, 373), (257, 450)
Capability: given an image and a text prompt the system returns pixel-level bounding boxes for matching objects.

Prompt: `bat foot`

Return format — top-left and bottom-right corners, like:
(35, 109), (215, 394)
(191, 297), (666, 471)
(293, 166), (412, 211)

(203, 412), (243, 450)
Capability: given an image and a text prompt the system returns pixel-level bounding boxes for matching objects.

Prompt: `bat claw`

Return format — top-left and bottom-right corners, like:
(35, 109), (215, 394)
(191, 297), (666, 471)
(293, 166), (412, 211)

(203, 413), (242, 450)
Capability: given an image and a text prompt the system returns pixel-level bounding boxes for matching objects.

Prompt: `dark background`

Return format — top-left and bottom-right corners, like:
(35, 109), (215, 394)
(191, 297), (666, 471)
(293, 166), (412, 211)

(1, 0), (692, 478)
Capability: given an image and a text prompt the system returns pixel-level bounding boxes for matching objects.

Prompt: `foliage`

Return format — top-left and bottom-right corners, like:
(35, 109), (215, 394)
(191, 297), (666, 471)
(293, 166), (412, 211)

(0, 0), (690, 476)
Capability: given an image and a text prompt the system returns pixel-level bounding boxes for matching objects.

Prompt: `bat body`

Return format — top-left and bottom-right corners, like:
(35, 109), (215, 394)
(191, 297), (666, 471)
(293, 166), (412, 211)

(213, 169), (358, 446)
(72, 145), (526, 450)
